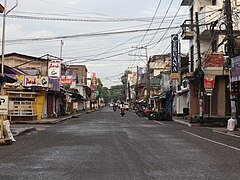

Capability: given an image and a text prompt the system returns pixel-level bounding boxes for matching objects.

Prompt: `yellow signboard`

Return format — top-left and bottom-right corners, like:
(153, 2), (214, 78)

(171, 73), (179, 80)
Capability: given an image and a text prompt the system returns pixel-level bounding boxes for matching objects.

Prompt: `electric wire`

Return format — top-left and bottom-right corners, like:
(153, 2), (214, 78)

(147, 0), (174, 47)
(136, 0), (162, 46)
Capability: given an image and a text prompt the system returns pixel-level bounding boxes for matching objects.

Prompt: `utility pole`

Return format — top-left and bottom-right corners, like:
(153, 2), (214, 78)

(0, 0), (18, 144)
(131, 46), (148, 105)
(60, 40), (64, 60)
(128, 82), (131, 102)
(136, 66), (139, 102)
(147, 54), (150, 107)
(224, 0), (237, 127)
(195, 12), (204, 122)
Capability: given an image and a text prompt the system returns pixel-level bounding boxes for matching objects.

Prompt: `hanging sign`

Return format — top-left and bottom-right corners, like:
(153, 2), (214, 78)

(48, 62), (61, 78)
(60, 78), (72, 85)
(204, 75), (215, 89)
(171, 34), (179, 80)
(91, 73), (97, 90)
(204, 75), (215, 96)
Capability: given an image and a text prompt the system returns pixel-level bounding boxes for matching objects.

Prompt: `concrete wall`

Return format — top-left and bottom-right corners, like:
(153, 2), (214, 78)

(4, 55), (48, 75)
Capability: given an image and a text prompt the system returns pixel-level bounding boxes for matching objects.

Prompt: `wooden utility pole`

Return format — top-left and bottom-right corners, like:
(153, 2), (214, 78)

(224, 0), (237, 122)
(195, 12), (204, 121)
(136, 66), (139, 102)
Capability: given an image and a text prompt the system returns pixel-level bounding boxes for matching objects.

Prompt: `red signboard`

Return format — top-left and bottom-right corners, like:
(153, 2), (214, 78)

(204, 54), (224, 67)
(60, 78), (72, 85)
(204, 75), (215, 89)
(91, 73), (97, 90)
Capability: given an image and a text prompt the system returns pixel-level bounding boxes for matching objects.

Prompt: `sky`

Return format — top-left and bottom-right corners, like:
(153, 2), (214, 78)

(0, 0), (189, 88)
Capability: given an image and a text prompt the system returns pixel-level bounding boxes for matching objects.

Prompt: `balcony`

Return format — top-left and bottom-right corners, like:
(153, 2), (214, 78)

(181, 20), (194, 40)
(199, 6), (222, 37)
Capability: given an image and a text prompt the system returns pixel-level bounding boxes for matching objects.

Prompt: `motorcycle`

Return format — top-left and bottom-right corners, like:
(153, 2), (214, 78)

(120, 107), (125, 117)
(113, 105), (117, 112)
(148, 108), (172, 121)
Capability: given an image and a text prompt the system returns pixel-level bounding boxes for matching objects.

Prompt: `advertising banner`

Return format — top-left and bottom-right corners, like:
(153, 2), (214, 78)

(48, 62), (61, 78)
(204, 75), (215, 89)
(91, 73), (97, 90)
(24, 76), (49, 87)
(60, 78), (72, 85)
(231, 55), (240, 82)
(4, 74), (24, 87)
(171, 34), (179, 80)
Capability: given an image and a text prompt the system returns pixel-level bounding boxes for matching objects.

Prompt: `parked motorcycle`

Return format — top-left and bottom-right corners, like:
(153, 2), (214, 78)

(148, 108), (172, 121)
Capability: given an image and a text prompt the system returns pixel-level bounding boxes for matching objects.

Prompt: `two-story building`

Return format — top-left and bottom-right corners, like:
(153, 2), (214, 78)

(180, 0), (240, 121)
(2, 53), (64, 120)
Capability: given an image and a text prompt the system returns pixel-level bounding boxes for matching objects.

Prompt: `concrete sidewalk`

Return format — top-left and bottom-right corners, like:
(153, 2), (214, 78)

(10, 109), (96, 137)
(172, 116), (240, 138)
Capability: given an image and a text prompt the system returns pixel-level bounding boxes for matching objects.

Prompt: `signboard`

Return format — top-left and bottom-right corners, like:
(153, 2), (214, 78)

(171, 34), (179, 80)
(91, 73), (97, 90)
(204, 75), (215, 96)
(4, 74), (24, 87)
(0, 96), (9, 114)
(73, 102), (78, 110)
(60, 78), (72, 85)
(204, 75), (215, 89)
(231, 55), (240, 82)
(48, 62), (61, 78)
(24, 76), (49, 87)
(49, 78), (60, 91)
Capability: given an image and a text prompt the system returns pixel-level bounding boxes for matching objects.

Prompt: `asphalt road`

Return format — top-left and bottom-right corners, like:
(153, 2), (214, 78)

(0, 107), (240, 180)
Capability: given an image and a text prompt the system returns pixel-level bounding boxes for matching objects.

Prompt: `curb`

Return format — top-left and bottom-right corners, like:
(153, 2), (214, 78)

(212, 129), (240, 138)
(10, 109), (97, 137)
(12, 127), (37, 137)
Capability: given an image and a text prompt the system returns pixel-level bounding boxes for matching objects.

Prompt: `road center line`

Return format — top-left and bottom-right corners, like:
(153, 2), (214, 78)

(183, 130), (240, 152)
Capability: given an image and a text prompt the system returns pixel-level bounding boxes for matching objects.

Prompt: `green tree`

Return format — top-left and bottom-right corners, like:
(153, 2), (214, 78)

(109, 85), (123, 102)
(96, 78), (110, 103)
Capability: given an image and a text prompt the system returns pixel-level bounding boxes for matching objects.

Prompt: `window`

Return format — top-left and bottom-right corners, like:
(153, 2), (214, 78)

(212, 0), (217, 5)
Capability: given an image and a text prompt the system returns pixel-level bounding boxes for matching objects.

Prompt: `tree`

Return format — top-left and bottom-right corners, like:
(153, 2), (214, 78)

(96, 78), (110, 103)
(109, 85), (123, 102)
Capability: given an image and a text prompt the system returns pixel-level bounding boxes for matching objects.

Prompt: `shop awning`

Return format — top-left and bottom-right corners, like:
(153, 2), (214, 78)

(0, 74), (17, 84)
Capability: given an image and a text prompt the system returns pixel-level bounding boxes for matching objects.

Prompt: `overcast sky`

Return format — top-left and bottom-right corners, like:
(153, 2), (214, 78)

(0, 0), (188, 88)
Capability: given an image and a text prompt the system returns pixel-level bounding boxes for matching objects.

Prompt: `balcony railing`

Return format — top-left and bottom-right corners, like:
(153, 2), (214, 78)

(181, 20), (194, 40)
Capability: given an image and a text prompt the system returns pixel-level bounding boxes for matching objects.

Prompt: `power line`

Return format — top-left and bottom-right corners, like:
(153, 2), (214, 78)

(5, 26), (180, 44)
(136, 0), (162, 45)
(147, 0), (174, 47)
(6, 14), (188, 23)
